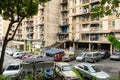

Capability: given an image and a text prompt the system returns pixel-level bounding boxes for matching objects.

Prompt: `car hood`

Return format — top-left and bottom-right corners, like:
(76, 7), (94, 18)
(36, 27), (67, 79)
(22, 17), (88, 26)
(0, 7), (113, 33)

(91, 71), (110, 79)
(110, 55), (119, 58)
(3, 70), (20, 76)
(76, 56), (84, 59)
(62, 71), (77, 78)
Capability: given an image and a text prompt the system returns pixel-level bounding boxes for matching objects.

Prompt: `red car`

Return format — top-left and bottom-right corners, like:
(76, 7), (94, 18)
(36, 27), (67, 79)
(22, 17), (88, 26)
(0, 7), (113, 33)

(22, 54), (32, 60)
(54, 54), (64, 61)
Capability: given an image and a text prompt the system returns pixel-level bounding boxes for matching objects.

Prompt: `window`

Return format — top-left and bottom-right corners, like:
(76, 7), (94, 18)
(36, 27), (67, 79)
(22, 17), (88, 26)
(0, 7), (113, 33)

(62, 66), (71, 71)
(112, 21), (115, 26)
(78, 65), (83, 69)
(84, 66), (89, 71)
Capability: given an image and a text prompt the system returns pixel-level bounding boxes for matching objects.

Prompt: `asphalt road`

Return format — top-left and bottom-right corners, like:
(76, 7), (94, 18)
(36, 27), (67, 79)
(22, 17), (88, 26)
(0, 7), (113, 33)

(3, 53), (22, 69)
(68, 58), (120, 79)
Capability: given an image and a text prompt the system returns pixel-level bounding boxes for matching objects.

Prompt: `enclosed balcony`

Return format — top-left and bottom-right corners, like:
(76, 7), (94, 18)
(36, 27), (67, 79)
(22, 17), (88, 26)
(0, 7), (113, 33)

(57, 33), (69, 42)
(61, 19), (69, 26)
(27, 34), (33, 40)
(81, 34), (89, 42)
(90, 23), (100, 31)
(90, 34), (99, 42)
(82, 0), (90, 4)
(26, 21), (34, 27)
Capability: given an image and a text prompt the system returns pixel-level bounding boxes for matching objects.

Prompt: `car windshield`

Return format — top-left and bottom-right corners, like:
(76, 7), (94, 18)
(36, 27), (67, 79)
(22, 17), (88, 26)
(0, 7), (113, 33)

(91, 66), (101, 72)
(78, 53), (85, 56)
(113, 53), (120, 55)
(87, 54), (92, 57)
(7, 65), (19, 70)
(62, 66), (71, 71)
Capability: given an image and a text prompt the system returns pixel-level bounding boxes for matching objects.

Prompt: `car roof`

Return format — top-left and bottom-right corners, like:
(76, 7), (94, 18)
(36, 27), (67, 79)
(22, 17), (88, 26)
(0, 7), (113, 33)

(9, 63), (21, 66)
(56, 62), (70, 66)
(87, 51), (99, 54)
(78, 63), (95, 67)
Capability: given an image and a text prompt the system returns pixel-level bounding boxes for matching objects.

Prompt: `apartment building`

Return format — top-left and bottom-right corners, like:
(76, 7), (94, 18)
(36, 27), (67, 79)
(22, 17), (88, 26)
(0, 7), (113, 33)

(0, 17), (10, 46)
(57, 0), (120, 54)
(14, 0), (60, 53)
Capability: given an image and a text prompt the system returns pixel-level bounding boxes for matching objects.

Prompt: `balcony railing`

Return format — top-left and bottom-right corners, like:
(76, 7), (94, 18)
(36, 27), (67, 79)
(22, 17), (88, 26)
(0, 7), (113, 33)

(82, 0), (90, 4)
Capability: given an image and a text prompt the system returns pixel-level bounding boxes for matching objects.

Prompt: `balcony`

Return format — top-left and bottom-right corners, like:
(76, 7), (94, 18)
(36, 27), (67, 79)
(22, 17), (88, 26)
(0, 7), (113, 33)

(82, 0), (90, 4)
(60, 0), (68, 5)
(26, 21), (34, 27)
(61, 19), (69, 26)
(90, 34), (99, 42)
(61, 8), (68, 13)
(57, 33), (69, 42)
(82, 8), (90, 14)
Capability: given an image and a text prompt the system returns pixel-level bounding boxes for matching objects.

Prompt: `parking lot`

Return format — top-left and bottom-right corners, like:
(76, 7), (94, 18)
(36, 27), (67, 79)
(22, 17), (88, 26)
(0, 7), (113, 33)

(2, 48), (120, 79)
(69, 58), (120, 79)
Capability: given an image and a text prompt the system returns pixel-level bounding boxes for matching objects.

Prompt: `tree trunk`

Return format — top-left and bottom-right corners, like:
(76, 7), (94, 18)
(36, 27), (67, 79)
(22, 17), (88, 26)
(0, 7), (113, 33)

(0, 20), (13, 75)
(0, 38), (8, 74)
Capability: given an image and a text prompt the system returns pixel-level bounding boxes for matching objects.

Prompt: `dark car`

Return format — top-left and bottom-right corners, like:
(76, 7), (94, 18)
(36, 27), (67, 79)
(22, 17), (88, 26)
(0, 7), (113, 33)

(99, 51), (110, 59)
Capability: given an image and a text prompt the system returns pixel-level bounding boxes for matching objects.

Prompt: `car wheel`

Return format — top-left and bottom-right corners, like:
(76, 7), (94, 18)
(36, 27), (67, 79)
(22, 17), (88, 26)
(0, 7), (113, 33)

(93, 59), (96, 63)
(62, 76), (65, 80)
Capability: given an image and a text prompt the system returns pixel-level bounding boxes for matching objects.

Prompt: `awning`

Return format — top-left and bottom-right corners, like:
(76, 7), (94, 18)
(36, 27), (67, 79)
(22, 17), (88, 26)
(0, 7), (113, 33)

(44, 49), (64, 55)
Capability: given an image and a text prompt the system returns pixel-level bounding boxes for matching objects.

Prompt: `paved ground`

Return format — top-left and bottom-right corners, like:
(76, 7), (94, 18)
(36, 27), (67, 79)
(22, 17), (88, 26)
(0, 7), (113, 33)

(68, 58), (120, 79)
(2, 53), (120, 79)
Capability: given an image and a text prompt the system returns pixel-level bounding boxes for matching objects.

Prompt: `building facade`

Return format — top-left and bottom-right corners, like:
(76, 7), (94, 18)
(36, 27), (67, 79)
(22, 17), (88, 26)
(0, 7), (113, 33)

(57, 0), (120, 54)
(14, 0), (61, 54)
(1, 0), (120, 54)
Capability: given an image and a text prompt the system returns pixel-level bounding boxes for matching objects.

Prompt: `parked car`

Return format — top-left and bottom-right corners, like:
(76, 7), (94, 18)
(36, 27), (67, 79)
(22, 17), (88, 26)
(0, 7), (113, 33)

(76, 52), (87, 62)
(62, 54), (76, 62)
(27, 55), (43, 59)
(110, 52), (120, 60)
(54, 54), (64, 61)
(18, 52), (28, 59)
(3, 63), (23, 79)
(99, 51), (110, 59)
(5, 49), (17, 56)
(74, 63), (110, 80)
(12, 52), (24, 58)
(55, 62), (79, 80)
(22, 54), (32, 60)
(85, 51), (102, 63)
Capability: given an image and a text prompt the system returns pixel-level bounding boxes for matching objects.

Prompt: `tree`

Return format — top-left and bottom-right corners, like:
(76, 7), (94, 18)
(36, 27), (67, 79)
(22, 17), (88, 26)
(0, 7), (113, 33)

(0, 0), (50, 74)
(92, 0), (120, 51)
(92, 0), (120, 17)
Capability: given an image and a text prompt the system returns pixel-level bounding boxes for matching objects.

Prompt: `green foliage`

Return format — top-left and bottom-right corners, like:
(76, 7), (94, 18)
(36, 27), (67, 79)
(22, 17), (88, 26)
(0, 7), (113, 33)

(72, 67), (83, 80)
(91, 0), (120, 18)
(106, 35), (120, 50)
(0, 0), (50, 20)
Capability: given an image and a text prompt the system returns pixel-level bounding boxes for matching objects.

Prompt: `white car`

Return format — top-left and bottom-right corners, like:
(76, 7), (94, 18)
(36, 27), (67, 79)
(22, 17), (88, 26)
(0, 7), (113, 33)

(55, 62), (79, 80)
(12, 52), (23, 58)
(76, 52), (87, 62)
(110, 52), (120, 60)
(74, 63), (110, 80)
(3, 63), (23, 79)
(5, 49), (17, 56)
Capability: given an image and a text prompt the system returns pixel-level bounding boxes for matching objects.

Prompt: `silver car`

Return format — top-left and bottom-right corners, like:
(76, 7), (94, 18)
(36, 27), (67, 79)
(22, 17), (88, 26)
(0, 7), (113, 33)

(74, 63), (110, 80)
(85, 51), (102, 63)
(110, 52), (120, 60)
(76, 52), (87, 62)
